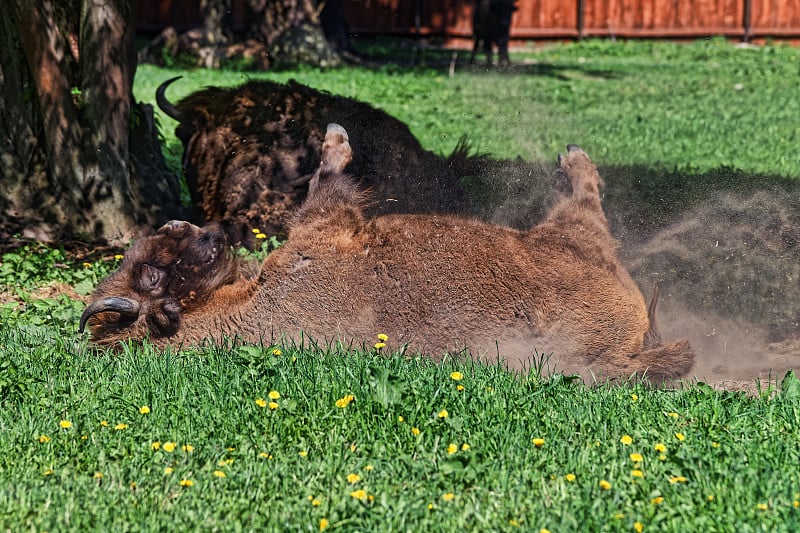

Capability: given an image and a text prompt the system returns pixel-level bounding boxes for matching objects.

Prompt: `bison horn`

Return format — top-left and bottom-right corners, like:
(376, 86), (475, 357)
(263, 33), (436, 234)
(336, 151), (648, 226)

(78, 297), (141, 333)
(156, 76), (185, 122)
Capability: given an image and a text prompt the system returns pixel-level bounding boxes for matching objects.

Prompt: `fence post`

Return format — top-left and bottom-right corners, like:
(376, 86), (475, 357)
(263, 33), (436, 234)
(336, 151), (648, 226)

(576, 0), (584, 40)
(743, 0), (752, 42)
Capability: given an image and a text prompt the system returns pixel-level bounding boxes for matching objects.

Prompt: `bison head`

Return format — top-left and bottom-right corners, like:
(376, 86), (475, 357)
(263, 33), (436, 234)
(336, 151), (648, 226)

(79, 220), (237, 344)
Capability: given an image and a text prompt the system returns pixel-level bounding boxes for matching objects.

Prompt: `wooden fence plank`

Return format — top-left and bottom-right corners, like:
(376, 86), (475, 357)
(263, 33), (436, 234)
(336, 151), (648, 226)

(135, 0), (800, 41)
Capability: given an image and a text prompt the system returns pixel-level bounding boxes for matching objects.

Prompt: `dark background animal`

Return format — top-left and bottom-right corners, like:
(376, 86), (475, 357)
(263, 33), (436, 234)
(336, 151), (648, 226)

(157, 78), (482, 247)
(81, 126), (695, 383)
(470, 0), (517, 66)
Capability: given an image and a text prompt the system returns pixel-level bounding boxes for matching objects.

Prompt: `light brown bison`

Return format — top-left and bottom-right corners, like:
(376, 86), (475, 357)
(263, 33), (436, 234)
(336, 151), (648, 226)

(157, 77), (477, 247)
(81, 124), (695, 382)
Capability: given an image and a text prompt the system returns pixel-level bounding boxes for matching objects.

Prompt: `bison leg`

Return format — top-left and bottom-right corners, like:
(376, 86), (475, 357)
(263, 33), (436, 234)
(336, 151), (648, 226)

(556, 144), (606, 211)
(291, 124), (367, 229)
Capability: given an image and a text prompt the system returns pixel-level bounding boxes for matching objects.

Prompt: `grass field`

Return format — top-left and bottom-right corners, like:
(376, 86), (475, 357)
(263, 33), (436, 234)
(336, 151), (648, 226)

(2, 39), (800, 530)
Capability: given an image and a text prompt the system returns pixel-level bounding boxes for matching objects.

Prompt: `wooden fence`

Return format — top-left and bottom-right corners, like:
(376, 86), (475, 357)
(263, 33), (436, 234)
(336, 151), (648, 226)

(136, 0), (800, 42)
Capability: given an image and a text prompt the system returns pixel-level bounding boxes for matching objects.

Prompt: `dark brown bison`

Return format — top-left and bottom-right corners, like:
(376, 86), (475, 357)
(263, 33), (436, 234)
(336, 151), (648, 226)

(81, 124), (694, 382)
(157, 77), (479, 247)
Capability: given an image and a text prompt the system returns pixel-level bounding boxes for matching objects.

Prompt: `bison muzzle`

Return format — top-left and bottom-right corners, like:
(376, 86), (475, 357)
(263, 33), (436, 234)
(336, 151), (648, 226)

(81, 124), (695, 383)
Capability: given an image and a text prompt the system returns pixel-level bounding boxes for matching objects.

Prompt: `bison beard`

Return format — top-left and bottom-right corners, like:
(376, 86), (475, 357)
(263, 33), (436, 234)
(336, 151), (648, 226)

(81, 124), (695, 383)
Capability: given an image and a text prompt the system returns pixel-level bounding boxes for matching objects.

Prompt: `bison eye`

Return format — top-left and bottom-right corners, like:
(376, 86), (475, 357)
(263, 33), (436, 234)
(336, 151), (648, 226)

(137, 263), (167, 293)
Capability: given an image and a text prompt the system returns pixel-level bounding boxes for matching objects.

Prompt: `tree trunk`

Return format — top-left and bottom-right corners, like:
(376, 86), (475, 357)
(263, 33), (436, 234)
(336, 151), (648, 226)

(246, 0), (341, 67)
(0, 0), (183, 245)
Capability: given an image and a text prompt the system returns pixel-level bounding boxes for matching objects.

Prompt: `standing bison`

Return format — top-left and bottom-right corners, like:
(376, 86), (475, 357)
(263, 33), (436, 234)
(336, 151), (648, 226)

(157, 77), (478, 247)
(81, 124), (695, 382)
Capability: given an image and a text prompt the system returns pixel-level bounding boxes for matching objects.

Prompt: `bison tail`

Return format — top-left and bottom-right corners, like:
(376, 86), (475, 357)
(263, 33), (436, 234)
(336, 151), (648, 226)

(630, 339), (696, 384)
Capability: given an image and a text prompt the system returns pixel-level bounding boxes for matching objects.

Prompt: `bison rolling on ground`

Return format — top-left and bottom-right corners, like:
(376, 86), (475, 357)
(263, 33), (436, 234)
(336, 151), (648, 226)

(80, 124), (695, 382)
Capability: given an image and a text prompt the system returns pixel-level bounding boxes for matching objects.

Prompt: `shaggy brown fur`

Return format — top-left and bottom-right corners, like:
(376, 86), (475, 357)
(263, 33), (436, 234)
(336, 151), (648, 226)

(81, 126), (695, 383)
(157, 78), (476, 247)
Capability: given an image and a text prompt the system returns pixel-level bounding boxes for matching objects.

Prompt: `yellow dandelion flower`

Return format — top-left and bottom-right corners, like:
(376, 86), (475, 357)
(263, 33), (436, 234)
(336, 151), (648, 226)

(450, 371), (464, 381)
(631, 469), (644, 478)
(427, 503), (434, 510)
(179, 479), (193, 487)
(350, 444), (357, 452)
(793, 500), (799, 508)
(43, 469), (53, 476)
(654, 443), (666, 453)
(540, 529), (551, 533)
(259, 452), (273, 459)
(114, 254), (124, 260)
(255, 398), (267, 407)
(456, 384), (465, 391)
(347, 473), (361, 484)
(437, 409), (448, 419)
(658, 454), (667, 461)
(83, 262), (92, 268)
(255, 233), (267, 240)
(620, 435), (633, 445)
(114, 423), (128, 430)
(251, 228), (261, 234)
(565, 473), (576, 482)
(667, 412), (679, 419)
(268, 390), (280, 400)
(398, 416), (404, 422)
(365, 465), (374, 471)
(461, 443), (470, 451)
(708, 495), (715, 502)
(93, 472), (103, 479)
(486, 386), (493, 392)
(226, 447), (235, 451)
(651, 496), (664, 505)
(164, 467), (174, 474)
(711, 441), (720, 448)
(377, 333), (388, 342)
(100, 420), (109, 427)
(599, 480), (612, 490)
(272, 348), (282, 356)
(213, 470), (226, 478)
(312, 498), (322, 506)
(614, 513), (625, 519)
(447, 443), (458, 455)
(374, 342), (386, 350)
(757, 503), (768, 511)
(669, 476), (688, 484)
(139, 406), (151, 414)
(634, 521), (643, 532)
(182, 444), (194, 452)
(441, 493), (455, 502)
(335, 394), (355, 408)
(630, 393), (638, 402)
(269, 402), (279, 410)
(532, 438), (545, 447)
(162, 442), (177, 452)
(674, 432), (686, 441)
(350, 489), (367, 500)
(509, 519), (519, 526)
(151, 441), (161, 450)
(319, 518), (329, 531)
(38, 435), (50, 443)
(630, 453), (643, 462)
(299, 450), (308, 457)
(411, 427), (420, 436)
(59, 420), (72, 429)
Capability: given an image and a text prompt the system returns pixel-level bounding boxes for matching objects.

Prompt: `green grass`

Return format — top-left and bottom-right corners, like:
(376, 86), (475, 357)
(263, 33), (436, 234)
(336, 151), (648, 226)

(2, 39), (800, 530)
(2, 320), (799, 531)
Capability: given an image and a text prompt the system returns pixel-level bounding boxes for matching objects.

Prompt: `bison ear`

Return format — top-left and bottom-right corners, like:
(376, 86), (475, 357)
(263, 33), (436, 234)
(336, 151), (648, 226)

(138, 263), (167, 292)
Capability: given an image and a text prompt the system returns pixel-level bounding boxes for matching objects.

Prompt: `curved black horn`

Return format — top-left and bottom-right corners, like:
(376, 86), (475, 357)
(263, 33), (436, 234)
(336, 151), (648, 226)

(156, 76), (185, 122)
(79, 297), (141, 333)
